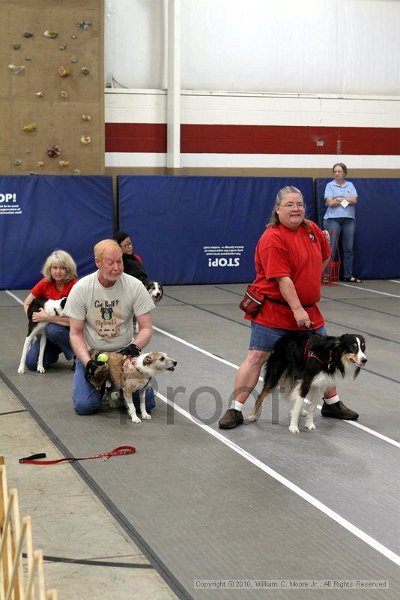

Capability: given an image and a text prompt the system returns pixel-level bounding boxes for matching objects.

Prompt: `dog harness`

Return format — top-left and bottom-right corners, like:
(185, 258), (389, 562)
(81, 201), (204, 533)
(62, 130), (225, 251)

(304, 335), (333, 370)
(123, 355), (152, 387)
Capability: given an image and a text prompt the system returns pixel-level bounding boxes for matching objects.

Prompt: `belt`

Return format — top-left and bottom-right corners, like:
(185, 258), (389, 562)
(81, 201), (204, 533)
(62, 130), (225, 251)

(264, 295), (315, 309)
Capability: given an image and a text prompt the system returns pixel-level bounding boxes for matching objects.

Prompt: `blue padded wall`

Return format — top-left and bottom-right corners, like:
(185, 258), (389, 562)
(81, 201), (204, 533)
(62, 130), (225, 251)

(316, 178), (400, 279)
(118, 176), (315, 285)
(0, 176), (113, 289)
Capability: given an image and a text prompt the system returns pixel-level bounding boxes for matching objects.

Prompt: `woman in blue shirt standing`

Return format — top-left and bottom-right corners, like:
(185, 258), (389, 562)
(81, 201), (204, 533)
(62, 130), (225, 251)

(323, 163), (361, 283)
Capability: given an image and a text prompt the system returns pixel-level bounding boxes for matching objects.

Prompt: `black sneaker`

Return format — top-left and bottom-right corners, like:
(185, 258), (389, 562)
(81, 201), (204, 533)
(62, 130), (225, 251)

(321, 400), (359, 420)
(219, 408), (244, 429)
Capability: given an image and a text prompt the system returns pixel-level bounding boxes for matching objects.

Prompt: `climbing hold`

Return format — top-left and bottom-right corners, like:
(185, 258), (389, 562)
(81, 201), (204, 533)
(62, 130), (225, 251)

(24, 56), (32, 61)
(12, 43), (21, 50)
(80, 67), (90, 75)
(23, 32), (34, 38)
(58, 160), (69, 167)
(36, 91), (44, 97)
(13, 159), (23, 166)
(37, 161), (45, 167)
(58, 66), (70, 77)
(59, 44), (67, 50)
(70, 57), (78, 63)
(8, 64), (25, 74)
(60, 90), (69, 99)
(81, 114), (91, 121)
(73, 169), (81, 175)
(44, 31), (58, 39)
(21, 123), (38, 132)
(47, 145), (61, 158)
(71, 34), (78, 40)
(80, 135), (91, 145)
(77, 21), (92, 30)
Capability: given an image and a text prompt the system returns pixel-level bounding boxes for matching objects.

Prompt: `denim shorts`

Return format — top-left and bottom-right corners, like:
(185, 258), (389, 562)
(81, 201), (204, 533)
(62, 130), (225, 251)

(249, 322), (327, 352)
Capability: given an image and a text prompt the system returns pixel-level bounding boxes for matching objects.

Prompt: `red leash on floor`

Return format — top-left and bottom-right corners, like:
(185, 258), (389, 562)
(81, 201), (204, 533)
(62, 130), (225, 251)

(19, 445), (136, 465)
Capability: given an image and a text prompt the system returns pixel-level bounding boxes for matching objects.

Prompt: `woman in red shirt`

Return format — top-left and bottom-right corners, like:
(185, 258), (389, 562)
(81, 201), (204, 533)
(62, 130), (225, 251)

(23, 250), (78, 372)
(219, 186), (359, 429)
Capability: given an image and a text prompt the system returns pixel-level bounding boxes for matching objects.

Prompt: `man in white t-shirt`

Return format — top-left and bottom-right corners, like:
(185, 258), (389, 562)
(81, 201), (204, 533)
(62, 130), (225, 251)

(64, 239), (155, 414)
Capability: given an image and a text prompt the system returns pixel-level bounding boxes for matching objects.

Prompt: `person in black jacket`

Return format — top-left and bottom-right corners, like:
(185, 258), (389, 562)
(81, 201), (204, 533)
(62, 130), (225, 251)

(114, 231), (150, 286)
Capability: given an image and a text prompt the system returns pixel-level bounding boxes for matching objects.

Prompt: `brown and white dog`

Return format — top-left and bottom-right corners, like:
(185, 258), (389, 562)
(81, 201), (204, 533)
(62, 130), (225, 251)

(249, 332), (367, 433)
(89, 351), (177, 423)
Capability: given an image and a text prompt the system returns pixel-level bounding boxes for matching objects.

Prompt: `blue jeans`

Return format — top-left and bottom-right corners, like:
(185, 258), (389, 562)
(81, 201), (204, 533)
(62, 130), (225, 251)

(323, 217), (356, 279)
(249, 322), (327, 353)
(72, 358), (156, 415)
(25, 323), (74, 371)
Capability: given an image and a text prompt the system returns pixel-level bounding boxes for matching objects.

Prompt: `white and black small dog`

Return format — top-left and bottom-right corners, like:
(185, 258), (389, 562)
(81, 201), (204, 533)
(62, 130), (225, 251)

(18, 297), (67, 374)
(146, 281), (163, 303)
(249, 333), (367, 433)
(133, 281), (164, 334)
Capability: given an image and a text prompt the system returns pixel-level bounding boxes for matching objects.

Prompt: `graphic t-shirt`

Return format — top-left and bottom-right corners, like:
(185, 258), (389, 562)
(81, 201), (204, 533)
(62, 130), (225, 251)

(64, 272), (155, 351)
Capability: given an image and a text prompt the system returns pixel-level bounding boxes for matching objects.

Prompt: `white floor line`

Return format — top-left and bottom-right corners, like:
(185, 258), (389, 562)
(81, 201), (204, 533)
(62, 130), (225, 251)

(389, 279), (400, 284)
(339, 282), (400, 298)
(316, 404), (400, 449)
(154, 326), (239, 370)
(6, 289), (24, 304)
(156, 390), (400, 568)
(155, 326), (400, 450)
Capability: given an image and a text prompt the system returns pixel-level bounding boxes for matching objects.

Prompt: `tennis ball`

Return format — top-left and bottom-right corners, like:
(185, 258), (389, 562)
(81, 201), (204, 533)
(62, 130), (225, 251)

(97, 353), (109, 363)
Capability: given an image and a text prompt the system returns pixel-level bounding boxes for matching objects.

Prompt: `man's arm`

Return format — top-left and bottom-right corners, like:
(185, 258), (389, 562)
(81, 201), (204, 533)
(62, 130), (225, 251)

(69, 318), (91, 365)
(134, 312), (153, 349)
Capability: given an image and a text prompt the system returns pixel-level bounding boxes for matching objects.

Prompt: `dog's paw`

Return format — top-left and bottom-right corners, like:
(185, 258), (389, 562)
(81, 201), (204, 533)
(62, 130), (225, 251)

(141, 411), (151, 420)
(37, 366), (45, 374)
(248, 413), (258, 423)
(128, 410), (141, 423)
(305, 421), (316, 431)
(17, 366), (25, 374)
(289, 424), (300, 434)
(108, 391), (121, 408)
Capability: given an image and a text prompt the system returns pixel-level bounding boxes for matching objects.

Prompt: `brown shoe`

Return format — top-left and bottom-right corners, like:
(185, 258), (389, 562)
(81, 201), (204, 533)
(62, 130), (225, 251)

(321, 400), (359, 420)
(219, 408), (244, 429)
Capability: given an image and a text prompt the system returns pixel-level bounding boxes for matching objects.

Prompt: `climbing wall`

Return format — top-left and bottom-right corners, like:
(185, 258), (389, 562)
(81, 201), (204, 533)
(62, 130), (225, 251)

(0, 0), (104, 175)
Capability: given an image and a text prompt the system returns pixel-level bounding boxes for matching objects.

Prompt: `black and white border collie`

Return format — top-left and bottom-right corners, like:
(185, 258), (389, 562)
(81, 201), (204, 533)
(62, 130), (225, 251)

(249, 333), (367, 433)
(146, 281), (163, 304)
(18, 297), (67, 374)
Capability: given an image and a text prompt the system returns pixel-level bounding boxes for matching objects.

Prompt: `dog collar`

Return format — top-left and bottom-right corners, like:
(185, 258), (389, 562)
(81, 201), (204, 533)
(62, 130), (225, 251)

(124, 355), (152, 386)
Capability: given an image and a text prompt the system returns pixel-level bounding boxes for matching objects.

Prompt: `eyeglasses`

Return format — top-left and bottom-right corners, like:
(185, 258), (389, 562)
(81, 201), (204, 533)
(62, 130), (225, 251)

(280, 202), (306, 209)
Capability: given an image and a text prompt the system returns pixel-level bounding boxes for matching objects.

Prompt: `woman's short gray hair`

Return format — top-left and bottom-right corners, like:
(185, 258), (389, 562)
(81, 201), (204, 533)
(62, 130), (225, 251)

(332, 162), (348, 175)
(267, 186), (304, 227)
(42, 250), (77, 282)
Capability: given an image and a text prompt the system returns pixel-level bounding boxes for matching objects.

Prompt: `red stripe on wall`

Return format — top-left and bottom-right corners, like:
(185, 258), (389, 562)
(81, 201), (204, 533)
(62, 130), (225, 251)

(181, 125), (400, 155)
(105, 123), (167, 152)
(105, 123), (400, 155)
